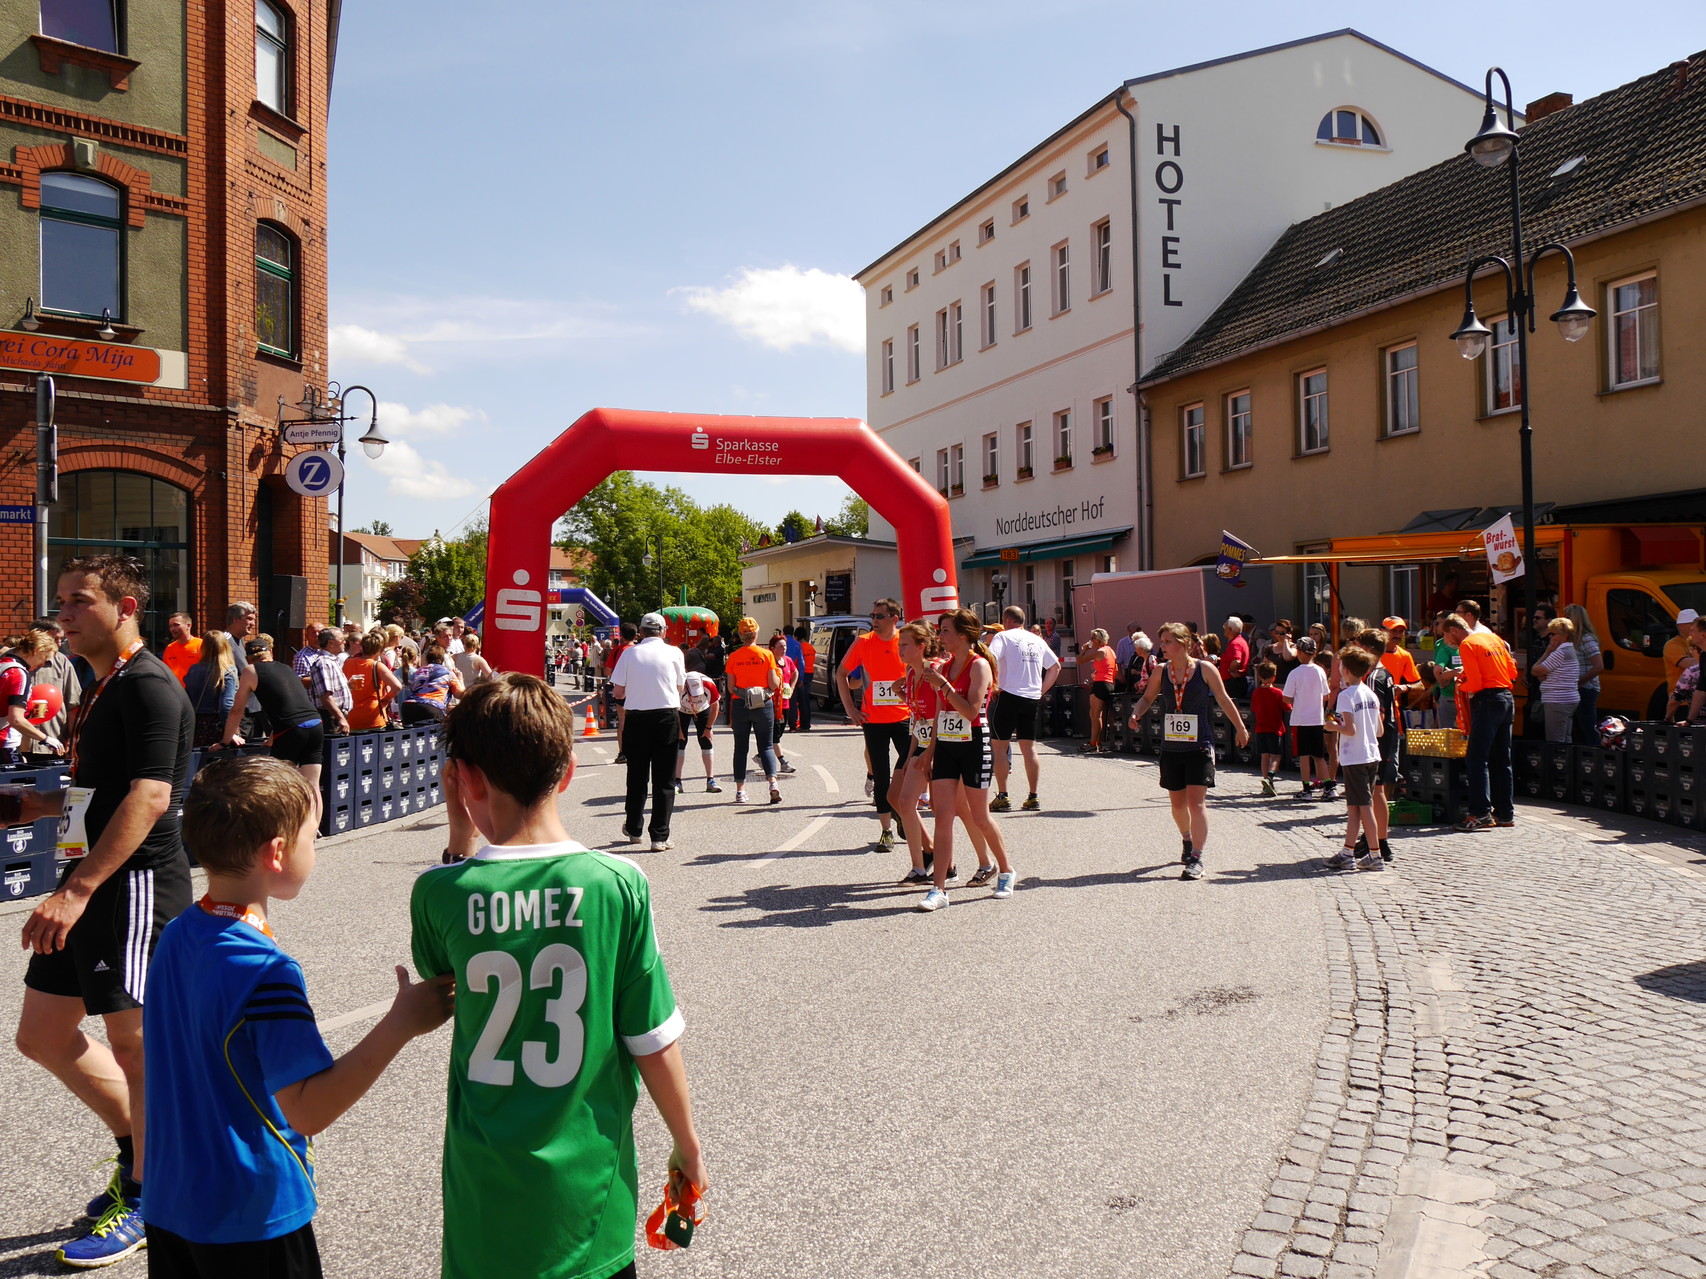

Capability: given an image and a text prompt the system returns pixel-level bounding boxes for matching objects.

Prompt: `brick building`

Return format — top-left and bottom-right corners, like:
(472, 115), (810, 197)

(0, 0), (340, 645)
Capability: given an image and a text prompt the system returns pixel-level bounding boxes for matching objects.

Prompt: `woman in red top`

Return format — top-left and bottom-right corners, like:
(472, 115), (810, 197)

(894, 622), (943, 886)
(1083, 628), (1119, 754)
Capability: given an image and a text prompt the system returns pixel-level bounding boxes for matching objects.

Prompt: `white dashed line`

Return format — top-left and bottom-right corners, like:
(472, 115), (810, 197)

(811, 764), (840, 794)
(317, 1000), (391, 1034)
(751, 815), (833, 869)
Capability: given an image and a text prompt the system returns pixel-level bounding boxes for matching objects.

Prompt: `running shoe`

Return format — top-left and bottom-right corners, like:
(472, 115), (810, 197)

(990, 793), (1011, 812)
(84, 1160), (126, 1220)
(674, 779), (685, 794)
(898, 868), (932, 886)
(864, 776), (875, 798)
(769, 786), (782, 805)
(1180, 854), (1205, 881)
(945, 865), (960, 883)
(1494, 817), (1516, 828)
(1323, 849), (1357, 873)
(917, 888), (949, 912)
(1357, 853), (1386, 872)
(705, 779), (722, 793)
(1260, 776), (1277, 797)
(966, 865), (997, 888)
(615, 753), (627, 764)
(620, 828), (642, 843)
(1455, 813), (1495, 833)
(991, 871), (1017, 898)
(1021, 794), (1041, 811)
(778, 760), (797, 775)
(651, 840), (672, 852)
(877, 830), (896, 852)
(733, 788), (749, 804)
(1180, 842), (1194, 865)
(59, 1201), (146, 1269)
(1320, 782), (1339, 800)
(1295, 784), (1318, 800)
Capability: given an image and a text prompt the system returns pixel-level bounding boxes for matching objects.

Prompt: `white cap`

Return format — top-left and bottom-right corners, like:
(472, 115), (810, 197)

(1679, 608), (1700, 626)
(639, 612), (667, 633)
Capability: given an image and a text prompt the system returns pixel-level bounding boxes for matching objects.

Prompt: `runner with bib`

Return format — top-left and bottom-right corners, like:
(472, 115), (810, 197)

(917, 610), (1015, 912)
(1127, 622), (1250, 881)
(836, 600), (911, 851)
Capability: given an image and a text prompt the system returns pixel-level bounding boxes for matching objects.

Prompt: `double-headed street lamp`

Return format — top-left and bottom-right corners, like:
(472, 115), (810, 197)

(1448, 66), (1596, 674)
(641, 535), (666, 609)
(279, 383), (388, 626)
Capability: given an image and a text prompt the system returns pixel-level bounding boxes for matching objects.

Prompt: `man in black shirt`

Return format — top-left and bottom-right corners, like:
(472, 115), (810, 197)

(14, 555), (193, 1266)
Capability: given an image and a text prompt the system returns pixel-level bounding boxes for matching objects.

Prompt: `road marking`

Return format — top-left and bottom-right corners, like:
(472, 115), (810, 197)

(811, 764), (839, 793)
(587, 744), (608, 759)
(317, 1000), (391, 1034)
(751, 814), (833, 869)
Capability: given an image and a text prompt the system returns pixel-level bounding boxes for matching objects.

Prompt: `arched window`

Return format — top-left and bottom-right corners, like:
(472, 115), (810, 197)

(39, 0), (119, 53)
(40, 172), (122, 319)
(256, 223), (295, 356)
(1316, 108), (1382, 147)
(255, 0), (289, 113)
(49, 471), (191, 650)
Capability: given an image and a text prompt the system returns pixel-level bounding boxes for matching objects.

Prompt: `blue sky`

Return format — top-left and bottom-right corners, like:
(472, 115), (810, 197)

(326, 1), (1703, 540)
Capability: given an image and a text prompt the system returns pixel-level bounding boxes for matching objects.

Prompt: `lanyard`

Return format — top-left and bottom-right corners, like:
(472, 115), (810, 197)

(199, 894), (274, 937)
(68, 638), (144, 774)
(1167, 659), (1195, 707)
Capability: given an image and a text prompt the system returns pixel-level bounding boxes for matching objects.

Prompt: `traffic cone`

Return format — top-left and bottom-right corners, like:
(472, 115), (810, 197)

(581, 702), (600, 737)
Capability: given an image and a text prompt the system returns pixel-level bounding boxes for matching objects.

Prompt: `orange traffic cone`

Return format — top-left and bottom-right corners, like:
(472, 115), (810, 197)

(581, 702), (600, 737)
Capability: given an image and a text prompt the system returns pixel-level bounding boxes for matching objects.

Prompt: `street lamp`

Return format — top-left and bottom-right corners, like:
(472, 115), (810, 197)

(641, 535), (665, 608)
(279, 382), (387, 626)
(1449, 66), (1596, 682)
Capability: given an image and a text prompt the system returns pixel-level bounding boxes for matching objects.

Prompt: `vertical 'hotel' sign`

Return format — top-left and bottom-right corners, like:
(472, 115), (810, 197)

(1155, 123), (1184, 307)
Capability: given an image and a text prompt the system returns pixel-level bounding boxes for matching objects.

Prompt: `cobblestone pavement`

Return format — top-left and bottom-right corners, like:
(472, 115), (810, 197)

(1221, 777), (1706, 1279)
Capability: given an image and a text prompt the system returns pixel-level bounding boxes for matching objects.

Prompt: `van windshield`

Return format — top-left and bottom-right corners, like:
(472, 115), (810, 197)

(1663, 583), (1706, 616)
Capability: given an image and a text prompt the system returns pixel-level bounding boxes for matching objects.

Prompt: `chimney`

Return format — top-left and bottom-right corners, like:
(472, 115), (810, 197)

(1525, 92), (1573, 122)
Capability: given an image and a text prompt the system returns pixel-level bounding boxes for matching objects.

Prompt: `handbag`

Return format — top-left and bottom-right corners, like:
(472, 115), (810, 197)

(741, 685), (769, 710)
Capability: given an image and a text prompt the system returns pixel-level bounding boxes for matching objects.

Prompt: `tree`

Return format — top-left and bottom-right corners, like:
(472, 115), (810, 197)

(355, 520), (395, 537)
(377, 576), (426, 629)
(776, 510), (813, 545)
(823, 495), (869, 538)
(409, 530), (486, 624)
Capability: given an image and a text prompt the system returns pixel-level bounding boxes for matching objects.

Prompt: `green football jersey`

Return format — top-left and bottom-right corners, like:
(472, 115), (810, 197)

(411, 840), (682, 1279)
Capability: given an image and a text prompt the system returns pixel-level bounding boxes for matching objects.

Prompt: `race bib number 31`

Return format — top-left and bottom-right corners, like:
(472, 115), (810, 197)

(937, 711), (972, 743)
(871, 680), (903, 707)
(1164, 713), (1199, 743)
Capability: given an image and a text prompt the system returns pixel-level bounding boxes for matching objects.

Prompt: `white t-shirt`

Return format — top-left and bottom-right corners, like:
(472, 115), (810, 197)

(610, 637), (686, 711)
(1283, 661), (1331, 727)
(986, 628), (1060, 699)
(1335, 683), (1382, 766)
(1538, 643), (1582, 703)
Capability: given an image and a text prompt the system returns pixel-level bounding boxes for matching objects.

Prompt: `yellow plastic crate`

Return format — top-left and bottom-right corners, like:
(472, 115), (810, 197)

(1407, 728), (1467, 758)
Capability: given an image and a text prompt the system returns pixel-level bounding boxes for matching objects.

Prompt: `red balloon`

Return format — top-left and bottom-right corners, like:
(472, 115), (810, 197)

(25, 684), (63, 725)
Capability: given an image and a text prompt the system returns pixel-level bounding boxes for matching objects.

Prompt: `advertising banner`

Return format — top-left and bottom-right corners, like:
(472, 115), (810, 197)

(1483, 515), (1525, 584)
(0, 331), (161, 384)
(1215, 530), (1258, 584)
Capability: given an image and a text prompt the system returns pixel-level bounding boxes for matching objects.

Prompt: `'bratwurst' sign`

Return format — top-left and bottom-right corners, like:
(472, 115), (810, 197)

(0, 330), (161, 384)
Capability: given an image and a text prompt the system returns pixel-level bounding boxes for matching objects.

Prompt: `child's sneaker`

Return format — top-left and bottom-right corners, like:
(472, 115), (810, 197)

(877, 830), (896, 852)
(1260, 776), (1277, 797)
(991, 871), (1017, 898)
(1320, 781), (1339, 800)
(59, 1201), (146, 1269)
(1323, 849), (1357, 872)
(1021, 793), (1041, 811)
(966, 865), (997, 888)
(733, 788), (748, 804)
(898, 868), (932, 886)
(1295, 783), (1317, 800)
(1357, 852), (1386, 872)
(917, 888), (949, 912)
(778, 760), (796, 775)
(989, 792), (1011, 812)
(705, 778), (722, 793)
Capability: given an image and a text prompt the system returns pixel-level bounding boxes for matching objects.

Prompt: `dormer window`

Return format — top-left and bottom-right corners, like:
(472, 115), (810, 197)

(1316, 109), (1382, 147)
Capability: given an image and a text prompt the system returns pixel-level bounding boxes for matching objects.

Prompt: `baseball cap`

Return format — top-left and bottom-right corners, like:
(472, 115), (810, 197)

(1679, 609), (1700, 626)
(737, 616), (759, 635)
(639, 612), (666, 633)
(1382, 616), (1408, 631)
(1297, 636), (1318, 653)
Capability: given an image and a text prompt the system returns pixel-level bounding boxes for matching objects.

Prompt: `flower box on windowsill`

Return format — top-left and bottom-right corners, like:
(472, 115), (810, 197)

(949, 484), (964, 497)
(1091, 444), (1115, 460)
(1016, 466), (1034, 481)
(982, 474), (999, 489)
(1053, 455), (1073, 471)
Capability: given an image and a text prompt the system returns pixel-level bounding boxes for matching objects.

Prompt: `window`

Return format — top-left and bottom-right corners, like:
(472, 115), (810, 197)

(949, 301), (963, 364)
(1054, 409), (1072, 466)
(1388, 565), (1420, 628)
(909, 457), (921, 473)
(880, 339), (894, 395)
(949, 443), (964, 492)
(983, 432), (999, 482)
(1304, 560), (1331, 628)
(256, 222), (295, 356)
(1385, 343), (1419, 435)
(49, 471), (190, 652)
(39, 172), (121, 319)
(1089, 145), (1110, 173)
(948, 240), (960, 264)
(905, 325), (920, 383)
(1015, 263), (1032, 331)
(879, 285), (893, 307)
(1181, 403), (1205, 478)
(1052, 242), (1070, 314)
(1023, 564), (1036, 616)
(255, 0), (289, 114)
(936, 448), (950, 494)
(1609, 273), (1659, 387)
(1047, 171), (1067, 200)
(1012, 196), (1030, 222)
(1316, 108), (1382, 146)
(905, 268), (920, 290)
(978, 219), (995, 245)
(981, 282), (997, 349)
(41, 0), (119, 52)
(1606, 587), (1675, 658)
(1061, 560), (1076, 615)
(934, 249), (947, 273)
(1485, 314), (1521, 413)
(1298, 370), (1329, 454)
(1093, 396), (1114, 454)
(1225, 391), (1252, 469)
(1016, 421), (1034, 475)
(1092, 219), (1113, 295)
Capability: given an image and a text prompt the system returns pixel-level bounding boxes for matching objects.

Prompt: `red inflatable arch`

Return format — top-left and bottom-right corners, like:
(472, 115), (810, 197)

(481, 409), (959, 675)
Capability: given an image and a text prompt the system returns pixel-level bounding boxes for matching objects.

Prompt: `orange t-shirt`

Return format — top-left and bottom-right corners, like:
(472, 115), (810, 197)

(1458, 631), (1517, 693)
(726, 643), (778, 693)
(1379, 647), (1421, 687)
(163, 638), (202, 683)
(845, 632), (908, 723)
(800, 641), (817, 674)
(343, 656), (391, 730)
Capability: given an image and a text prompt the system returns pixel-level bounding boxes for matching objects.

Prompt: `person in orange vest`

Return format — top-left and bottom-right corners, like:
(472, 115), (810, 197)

(791, 624), (817, 732)
(161, 613), (202, 684)
(1443, 613), (1518, 833)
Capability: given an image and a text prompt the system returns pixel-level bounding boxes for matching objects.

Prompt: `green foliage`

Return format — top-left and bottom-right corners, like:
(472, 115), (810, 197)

(408, 531), (486, 624)
(823, 495), (869, 538)
(559, 474), (765, 625)
(377, 576), (427, 629)
(355, 520), (395, 537)
(776, 510), (813, 544)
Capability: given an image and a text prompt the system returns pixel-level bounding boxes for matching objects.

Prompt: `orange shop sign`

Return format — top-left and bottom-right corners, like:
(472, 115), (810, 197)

(0, 330), (161, 384)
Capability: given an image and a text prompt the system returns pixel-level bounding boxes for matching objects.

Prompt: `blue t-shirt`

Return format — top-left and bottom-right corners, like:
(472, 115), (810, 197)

(783, 634), (804, 674)
(142, 906), (335, 1244)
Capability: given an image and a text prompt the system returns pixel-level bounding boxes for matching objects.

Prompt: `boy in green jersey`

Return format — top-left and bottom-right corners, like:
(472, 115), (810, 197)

(411, 674), (706, 1279)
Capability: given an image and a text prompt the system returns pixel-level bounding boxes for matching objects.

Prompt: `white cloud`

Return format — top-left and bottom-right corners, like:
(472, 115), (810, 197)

(675, 265), (864, 353)
(364, 438), (485, 502)
(330, 324), (430, 374)
(334, 294), (645, 353)
(375, 400), (480, 436)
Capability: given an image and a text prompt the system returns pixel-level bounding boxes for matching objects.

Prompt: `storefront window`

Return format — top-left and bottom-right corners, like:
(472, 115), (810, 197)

(49, 471), (190, 650)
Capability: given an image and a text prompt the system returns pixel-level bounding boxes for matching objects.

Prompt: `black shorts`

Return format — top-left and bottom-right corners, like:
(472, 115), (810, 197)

(269, 721), (325, 767)
(1255, 732), (1284, 756)
(989, 692), (1041, 742)
(1377, 753), (1400, 786)
(1090, 680), (1116, 701)
(24, 856), (191, 1015)
(1341, 760), (1380, 807)
(1158, 749), (1216, 792)
(678, 709), (713, 752)
(931, 730), (992, 789)
(144, 1221), (321, 1279)
(1294, 725), (1328, 759)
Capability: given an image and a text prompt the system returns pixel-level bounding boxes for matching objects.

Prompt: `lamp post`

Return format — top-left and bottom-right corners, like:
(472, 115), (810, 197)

(279, 382), (388, 627)
(641, 534), (665, 609)
(1448, 66), (1596, 679)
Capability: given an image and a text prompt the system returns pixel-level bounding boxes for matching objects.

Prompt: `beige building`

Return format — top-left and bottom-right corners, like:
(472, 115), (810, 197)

(740, 535), (900, 636)
(856, 30), (1495, 630)
(1138, 54), (1706, 627)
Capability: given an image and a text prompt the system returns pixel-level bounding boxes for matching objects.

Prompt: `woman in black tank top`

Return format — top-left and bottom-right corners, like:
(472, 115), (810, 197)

(219, 636), (327, 798)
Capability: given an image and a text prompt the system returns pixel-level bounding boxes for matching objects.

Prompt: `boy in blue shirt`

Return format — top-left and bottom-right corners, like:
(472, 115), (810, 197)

(142, 754), (452, 1276)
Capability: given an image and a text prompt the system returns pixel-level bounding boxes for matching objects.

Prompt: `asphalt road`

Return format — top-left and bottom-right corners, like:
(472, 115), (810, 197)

(0, 722), (1329, 1278)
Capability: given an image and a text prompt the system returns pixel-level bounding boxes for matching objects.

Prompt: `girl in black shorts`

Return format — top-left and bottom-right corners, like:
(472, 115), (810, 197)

(916, 609), (1014, 912)
(221, 636), (326, 804)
